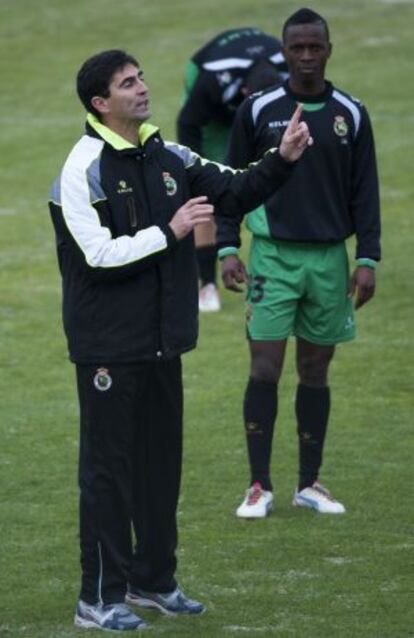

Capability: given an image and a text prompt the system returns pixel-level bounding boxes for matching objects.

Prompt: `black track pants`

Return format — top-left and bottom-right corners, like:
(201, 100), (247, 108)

(76, 358), (183, 604)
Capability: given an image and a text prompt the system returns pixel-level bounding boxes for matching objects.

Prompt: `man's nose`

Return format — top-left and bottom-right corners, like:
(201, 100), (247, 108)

(136, 79), (148, 94)
(301, 47), (313, 59)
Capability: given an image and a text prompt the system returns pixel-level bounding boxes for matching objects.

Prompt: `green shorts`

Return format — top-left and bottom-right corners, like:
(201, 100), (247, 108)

(246, 238), (356, 344)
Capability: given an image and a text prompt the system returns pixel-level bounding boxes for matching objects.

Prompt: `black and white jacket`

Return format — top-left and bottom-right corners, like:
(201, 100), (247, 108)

(49, 114), (294, 363)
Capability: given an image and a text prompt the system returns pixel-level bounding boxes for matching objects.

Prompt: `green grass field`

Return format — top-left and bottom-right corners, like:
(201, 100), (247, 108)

(0, 0), (413, 636)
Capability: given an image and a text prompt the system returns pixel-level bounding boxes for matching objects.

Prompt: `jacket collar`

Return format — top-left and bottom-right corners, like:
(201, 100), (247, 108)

(86, 113), (159, 150)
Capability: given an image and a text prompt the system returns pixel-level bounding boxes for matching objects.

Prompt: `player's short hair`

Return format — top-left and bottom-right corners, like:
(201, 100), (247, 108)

(77, 49), (139, 118)
(244, 60), (283, 95)
(282, 8), (330, 42)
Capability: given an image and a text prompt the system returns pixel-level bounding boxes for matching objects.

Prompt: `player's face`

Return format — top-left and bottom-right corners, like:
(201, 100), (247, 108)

(104, 63), (151, 124)
(283, 23), (331, 91)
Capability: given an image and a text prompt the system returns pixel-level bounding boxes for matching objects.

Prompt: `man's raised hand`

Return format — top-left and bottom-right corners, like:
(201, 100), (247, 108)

(279, 103), (313, 163)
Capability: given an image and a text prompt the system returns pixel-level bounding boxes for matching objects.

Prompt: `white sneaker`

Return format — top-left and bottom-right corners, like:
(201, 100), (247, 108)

(199, 283), (221, 312)
(236, 482), (273, 519)
(293, 481), (346, 514)
(74, 600), (146, 631)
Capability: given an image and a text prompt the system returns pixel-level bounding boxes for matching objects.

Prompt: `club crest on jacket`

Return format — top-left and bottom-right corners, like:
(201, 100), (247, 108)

(162, 172), (177, 196)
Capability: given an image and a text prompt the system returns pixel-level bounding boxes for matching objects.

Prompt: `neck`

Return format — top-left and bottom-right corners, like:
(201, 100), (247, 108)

(288, 78), (326, 97)
(102, 118), (140, 146)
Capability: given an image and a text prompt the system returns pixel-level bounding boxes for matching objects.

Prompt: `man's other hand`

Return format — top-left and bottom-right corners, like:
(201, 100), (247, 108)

(169, 196), (214, 240)
(221, 254), (248, 292)
(348, 266), (376, 309)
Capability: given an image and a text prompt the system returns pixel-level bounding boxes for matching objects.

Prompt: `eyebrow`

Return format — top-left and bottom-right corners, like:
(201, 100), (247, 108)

(118, 69), (144, 88)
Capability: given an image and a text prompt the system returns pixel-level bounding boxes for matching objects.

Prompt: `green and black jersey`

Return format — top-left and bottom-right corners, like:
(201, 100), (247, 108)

(176, 28), (287, 161)
(217, 80), (381, 262)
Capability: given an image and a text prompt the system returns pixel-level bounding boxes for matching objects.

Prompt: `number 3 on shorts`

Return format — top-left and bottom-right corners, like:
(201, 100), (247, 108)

(249, 275), (266, 303)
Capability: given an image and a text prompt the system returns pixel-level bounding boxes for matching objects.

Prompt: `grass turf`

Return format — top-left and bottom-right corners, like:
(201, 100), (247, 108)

(0, 0), (413, 636)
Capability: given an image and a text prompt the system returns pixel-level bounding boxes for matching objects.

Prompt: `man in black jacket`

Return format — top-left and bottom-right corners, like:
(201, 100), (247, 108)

(49, 49), (311, 632)
(218, 8), (381, 519)
(177, 28), (287, 312)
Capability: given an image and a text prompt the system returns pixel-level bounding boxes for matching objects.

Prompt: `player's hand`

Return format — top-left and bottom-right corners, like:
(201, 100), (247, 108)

(348, 266), (376, 309)
(279, 103), (313, 163)
(221, 254), (248, 292)
(169, 196), (214, 240)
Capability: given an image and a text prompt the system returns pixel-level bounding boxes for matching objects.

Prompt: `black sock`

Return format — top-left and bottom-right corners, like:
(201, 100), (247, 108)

(296, 384), (330, 491)
(243, 377), (278, 491)
(197, 245), (217, 286)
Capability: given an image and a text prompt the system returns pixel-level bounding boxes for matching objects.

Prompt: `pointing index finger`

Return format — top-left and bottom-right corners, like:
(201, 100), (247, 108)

(287, 103), (303, 132)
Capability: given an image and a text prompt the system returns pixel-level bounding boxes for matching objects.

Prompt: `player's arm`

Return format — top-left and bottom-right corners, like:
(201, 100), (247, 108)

(216, 97), (257, 291)
(176, 72), (219, 154)
(348, 107), (381, 309)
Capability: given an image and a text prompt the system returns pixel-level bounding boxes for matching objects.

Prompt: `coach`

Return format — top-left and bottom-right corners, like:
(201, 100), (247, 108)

(48, 49), (311, 631)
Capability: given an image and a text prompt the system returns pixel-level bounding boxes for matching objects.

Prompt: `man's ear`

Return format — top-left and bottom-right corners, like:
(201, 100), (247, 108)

(91, 95), (110, 115)
(327, 42), (333, 58)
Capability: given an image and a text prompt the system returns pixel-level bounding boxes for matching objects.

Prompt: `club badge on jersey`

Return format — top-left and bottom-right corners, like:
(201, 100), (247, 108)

(333, 115), (348, 137)
(93, 367), (112, 392)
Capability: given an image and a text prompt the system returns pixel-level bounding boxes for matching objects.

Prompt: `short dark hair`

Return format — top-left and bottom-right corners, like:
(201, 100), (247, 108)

(76, 49), (139, 117)
(244, 60), (283, 94)
(282, 8), (330, 42)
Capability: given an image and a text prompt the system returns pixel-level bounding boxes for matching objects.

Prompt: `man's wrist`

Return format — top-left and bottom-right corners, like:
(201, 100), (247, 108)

(218, 247), (239, 260)
(356, 257), (377, 270)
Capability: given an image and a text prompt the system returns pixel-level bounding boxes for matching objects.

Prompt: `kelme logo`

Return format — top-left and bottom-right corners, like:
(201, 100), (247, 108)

(333, 115), (348, 137)
(117, 180), (133, 194)
(162, 172), (177, 196)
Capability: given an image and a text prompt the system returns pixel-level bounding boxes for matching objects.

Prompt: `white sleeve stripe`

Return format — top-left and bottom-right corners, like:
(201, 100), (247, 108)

(202, 58), (253, 71)
(269, 52), (285, 64)
(60, 136), (168, 269)
(252, 87), (286, 125)
(332, 90), (361, 137)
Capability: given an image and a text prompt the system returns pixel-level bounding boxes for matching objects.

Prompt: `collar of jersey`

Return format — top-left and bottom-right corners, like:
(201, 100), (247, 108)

(284, 80), (333, 105)
(87, 113), (159, 150)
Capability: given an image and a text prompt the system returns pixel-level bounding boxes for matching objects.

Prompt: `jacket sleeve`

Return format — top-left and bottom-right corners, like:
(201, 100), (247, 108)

(49, 161), (177, 283)
(351, 106), (381, 260)
(176, 72), (220, 154)
(171, 93), (295, 221)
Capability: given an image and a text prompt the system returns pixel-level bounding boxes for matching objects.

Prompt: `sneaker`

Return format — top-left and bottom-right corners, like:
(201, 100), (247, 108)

(293, 481), (346, 514)
(236, 482), (273, 519)
(126, 586), (205, 616)
(199, 283), (221, 312)
(74, 600), (146, 631)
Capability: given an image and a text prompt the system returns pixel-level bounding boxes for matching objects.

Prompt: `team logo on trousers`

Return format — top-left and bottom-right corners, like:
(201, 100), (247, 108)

(333, 115), (348, 137)
(93, 367), (112, 391)
(162, 172), (177, 196)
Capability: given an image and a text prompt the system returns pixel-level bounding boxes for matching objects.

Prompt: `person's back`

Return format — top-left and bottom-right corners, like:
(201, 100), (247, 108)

(178, 27), (287, 158)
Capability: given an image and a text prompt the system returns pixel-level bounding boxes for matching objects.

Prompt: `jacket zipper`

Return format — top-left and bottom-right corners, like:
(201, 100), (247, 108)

(136, 152), (164, 358)
(126, 196), (138, 229)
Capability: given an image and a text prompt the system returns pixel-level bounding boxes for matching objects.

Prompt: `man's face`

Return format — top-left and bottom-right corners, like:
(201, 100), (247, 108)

(99, 63), (151, 124)
(283, 23), (331, 88)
